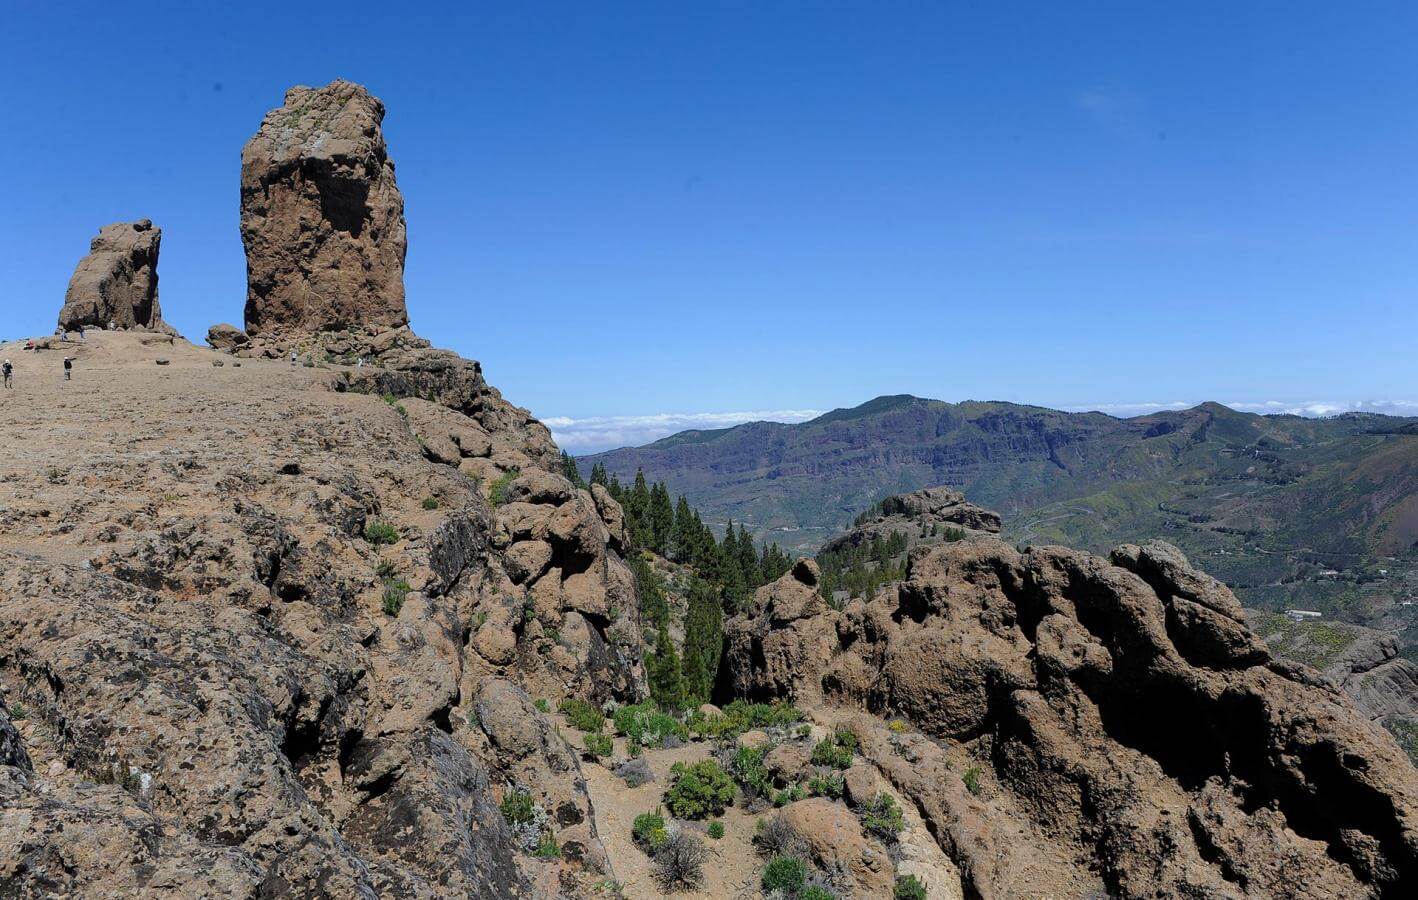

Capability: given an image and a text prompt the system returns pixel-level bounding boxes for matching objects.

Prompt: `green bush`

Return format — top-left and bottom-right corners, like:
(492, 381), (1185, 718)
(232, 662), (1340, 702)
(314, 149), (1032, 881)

(489, 469), (520, 507)
(583, 733), (613, 760)
(730, 745), (774, 802)
(862, 793), (904, 842)
(613, 702), (688, 747)
(761, 856), (806, 894)
(808, 773), (844, 799)
(772, 784), (805, 807)
(364, 521), (399, 545)
(534, 698), (550, 713)
(559, 698), (605, 733)
(501, 790), (536, 826)
(707, 821), (725, 840)
(963, 766), (983, 796)
(533, 835), (562, 858)
(632, 810), (668, 851)
(810, 734), (854, 770)
(688, 700), (804, 741)
(421, 496), (440, 510)
(894, 873), (928, 900)
(802, 887), (837, 900)
(382, 580), (410, 616)
(664, 760), (736, 819)
(374, 559), (398, 579)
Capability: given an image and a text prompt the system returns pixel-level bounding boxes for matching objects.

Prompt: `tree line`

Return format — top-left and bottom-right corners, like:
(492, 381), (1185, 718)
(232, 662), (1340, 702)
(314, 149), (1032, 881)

(560, 453), (795, 709)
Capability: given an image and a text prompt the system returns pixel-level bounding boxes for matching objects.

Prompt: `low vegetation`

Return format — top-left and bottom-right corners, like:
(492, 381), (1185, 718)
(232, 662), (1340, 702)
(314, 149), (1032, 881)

(663, 759), (736, 819)
(861, 792), (905, 842)
(652, 830), (708, 892)
(363, 521), (399, 545)
(559, 697), (605, 733)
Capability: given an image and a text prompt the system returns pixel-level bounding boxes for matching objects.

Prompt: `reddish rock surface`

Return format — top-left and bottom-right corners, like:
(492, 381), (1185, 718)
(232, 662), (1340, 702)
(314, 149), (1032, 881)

(58, 220), (169, 333)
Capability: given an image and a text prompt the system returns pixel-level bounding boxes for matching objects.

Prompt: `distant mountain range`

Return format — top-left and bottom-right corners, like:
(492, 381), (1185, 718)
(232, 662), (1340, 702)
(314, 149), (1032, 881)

(580, 394), (1418, 634)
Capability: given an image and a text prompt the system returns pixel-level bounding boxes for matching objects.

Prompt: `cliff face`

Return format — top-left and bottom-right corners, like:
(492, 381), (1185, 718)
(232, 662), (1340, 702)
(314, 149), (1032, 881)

(0, 332), (642, 897)
(724, 532), (1418, 898)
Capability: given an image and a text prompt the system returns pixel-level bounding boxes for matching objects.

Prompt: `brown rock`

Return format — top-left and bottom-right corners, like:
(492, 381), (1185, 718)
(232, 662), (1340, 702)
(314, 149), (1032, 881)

(58, 220), (169, 332)
(206, 323), (249, 351)
(240, 80), (407, 336)
(765, 744), (808, 784)
(780, 798), (894, 897)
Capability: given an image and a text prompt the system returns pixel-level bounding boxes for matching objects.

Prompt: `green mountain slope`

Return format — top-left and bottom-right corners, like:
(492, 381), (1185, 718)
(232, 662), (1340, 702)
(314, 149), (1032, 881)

(581, 396), (1418, 623)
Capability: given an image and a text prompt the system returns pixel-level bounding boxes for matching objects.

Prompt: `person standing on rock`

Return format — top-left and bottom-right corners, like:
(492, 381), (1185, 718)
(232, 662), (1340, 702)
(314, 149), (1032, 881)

(2, 359), (12, 389)
(63, 356), (73, 381)
(290, 350), (298, 367)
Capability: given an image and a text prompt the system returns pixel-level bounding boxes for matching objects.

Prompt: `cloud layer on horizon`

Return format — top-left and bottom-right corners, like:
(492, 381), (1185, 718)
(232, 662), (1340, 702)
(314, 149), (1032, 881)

(551, 399), (1418, 454)
(547, 409), (824, 454)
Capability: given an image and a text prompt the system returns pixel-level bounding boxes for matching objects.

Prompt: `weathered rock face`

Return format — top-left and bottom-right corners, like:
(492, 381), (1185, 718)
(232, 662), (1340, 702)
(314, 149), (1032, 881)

(724, 537), (1418, 898)
(205, 322), (249, 351)
(58, 220), (168, 332)
(240, 80), (408, 337)
(0, 333), (643, 896)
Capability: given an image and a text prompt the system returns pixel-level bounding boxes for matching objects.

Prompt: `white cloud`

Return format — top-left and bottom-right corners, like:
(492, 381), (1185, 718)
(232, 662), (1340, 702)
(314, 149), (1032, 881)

(547, 409), (824, 454)
(1065, 399), (1418, 419)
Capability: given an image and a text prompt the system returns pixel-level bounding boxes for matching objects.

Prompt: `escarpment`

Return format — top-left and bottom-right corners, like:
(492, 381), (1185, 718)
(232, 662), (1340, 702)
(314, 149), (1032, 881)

(724, 520), (1418, 897)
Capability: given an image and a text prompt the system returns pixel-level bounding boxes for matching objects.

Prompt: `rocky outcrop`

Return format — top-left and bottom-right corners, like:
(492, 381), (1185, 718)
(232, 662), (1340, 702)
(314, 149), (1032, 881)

(724, 537), (1418, 898)
(240, 80), (408, 337)
(58, 220), (169, 333)
(0, 331), (643, 896)
(819, 485), (1000, 557)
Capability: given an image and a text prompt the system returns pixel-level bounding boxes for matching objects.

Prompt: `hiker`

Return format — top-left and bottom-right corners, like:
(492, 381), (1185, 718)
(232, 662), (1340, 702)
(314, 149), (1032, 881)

(356, 357), (365, 368)
(2, 359), (12, 389)
(290, 350), (298, 366)
(63, 356), (73, 381)
(78, 325), (86, 342)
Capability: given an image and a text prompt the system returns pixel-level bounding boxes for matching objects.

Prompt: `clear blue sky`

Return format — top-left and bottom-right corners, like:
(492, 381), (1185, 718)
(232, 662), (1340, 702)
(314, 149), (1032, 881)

(3, 2), (1416, 451)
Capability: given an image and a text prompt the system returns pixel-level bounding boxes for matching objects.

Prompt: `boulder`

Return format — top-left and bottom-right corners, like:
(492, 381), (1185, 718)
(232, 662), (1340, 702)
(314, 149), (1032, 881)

(207, 323), (250, 351)
(58, 220), (169, 332)
(780, 798), (894, 897)
(240, 80), (407, 336)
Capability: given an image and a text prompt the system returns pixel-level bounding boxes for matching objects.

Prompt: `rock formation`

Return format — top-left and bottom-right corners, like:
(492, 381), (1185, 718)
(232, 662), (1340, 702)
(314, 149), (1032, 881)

(57, 220), (169, 332)
(240, 80), (408, 337)
(0, 329), (643, 895)
(819, 485), (1001, 556)
(205, 322), (249, 351)
(723, 532), (1418, 897)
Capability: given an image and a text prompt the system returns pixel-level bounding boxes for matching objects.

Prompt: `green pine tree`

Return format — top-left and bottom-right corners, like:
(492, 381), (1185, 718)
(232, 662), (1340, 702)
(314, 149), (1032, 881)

(681, 577), (723, 702)
(649, 482), (674, 557)
(648, 626), (685, 711)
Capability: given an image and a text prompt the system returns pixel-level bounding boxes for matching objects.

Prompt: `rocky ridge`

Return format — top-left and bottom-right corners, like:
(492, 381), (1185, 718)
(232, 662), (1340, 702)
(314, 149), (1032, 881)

(724, 528), (1418, 897)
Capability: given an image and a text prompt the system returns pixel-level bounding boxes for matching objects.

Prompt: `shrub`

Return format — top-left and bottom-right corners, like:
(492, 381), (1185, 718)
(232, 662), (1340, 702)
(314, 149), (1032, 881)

(810, 734), (854, 770)
(802, 887), (837, 900)
(707, 821), (725, 840)
(501, 790), (536, 826)
(730, 745), (774, 803)
(894, 874), (928, 899)
(583, 733), (613, 760)
(364, 521), (399, 545)
(889, 719), (909, 734)
(374, 559), (398, 579)
(632, 810), (668, 852)
(761, 856), (806, 894)
(690, 700), (804, 741)
(421, 496), (440, 510)
(489, 469), (520, 507)
(653, 830), (708, 892)
(664, 760), (735, 819)
(559, 698), (605, 733)
(963, 766), (983, 796)
(534, 698), (550, 713)
(533, 834), (562, 858)
(753, 815), (806, 859)
(614, 702), (687, 747)
(381, 580), (410, 616)
(808, 773), (844, 799)
(862, 793), (904, 842)
(772, 784), (805, 807)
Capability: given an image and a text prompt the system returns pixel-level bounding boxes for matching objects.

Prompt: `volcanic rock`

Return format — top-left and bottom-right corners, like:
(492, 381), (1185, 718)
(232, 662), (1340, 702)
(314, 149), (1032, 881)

(819, 486), (1000, 558)
(240, 80), (408, 336)
(724, 536), (1418, 897)
(206, 323), (249, 351)
(57, 220), (169, 333)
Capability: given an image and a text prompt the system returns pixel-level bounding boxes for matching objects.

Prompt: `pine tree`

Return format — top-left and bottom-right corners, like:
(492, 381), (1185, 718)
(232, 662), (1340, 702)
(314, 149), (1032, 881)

(628, 470), (652, 549)
(681, 577), (723, 702)
(630, 554), (669, 628)
(590, 462), (608, 487)
(672, 496), (697, 563)
(648, 626), (685, 711)
(560, 451), (586, 488)
(736, 523), (759, 589)
(649, 482), (674, 557)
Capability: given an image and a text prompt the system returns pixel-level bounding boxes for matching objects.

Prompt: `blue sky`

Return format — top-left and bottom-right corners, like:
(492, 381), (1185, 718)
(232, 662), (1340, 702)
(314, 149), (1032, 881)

(3, 2), (1416, 451)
